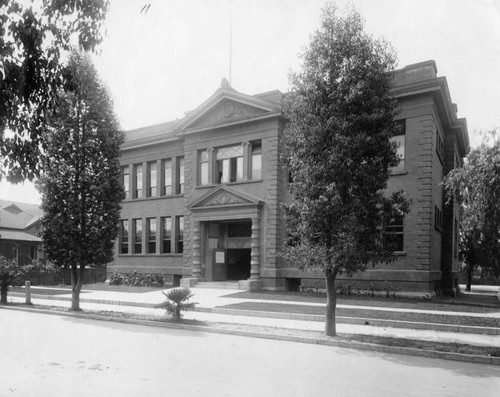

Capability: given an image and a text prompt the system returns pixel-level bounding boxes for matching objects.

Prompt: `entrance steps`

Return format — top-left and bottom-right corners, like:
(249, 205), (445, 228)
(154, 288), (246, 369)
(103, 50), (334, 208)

(195, 281), (240, 290)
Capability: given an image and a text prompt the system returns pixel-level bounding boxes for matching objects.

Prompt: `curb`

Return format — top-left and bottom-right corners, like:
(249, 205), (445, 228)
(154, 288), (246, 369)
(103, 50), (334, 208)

(13, 293), (498, 336)
(1, 304), (499, 366)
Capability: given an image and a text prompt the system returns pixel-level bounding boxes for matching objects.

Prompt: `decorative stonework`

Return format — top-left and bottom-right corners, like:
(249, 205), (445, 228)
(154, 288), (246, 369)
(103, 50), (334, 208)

(192, 100), (267, 129)
(207, 194), (244, 206)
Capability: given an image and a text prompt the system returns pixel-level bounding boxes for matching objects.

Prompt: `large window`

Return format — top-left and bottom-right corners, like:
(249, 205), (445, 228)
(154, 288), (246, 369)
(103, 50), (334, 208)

(120, 220), (129, 254)
(251, 141), (262, 180)
(148, 162), (157, 197)
(134, 164), (143, 199)
(147, 218), (156, 254)
(162, 217), (171, 254)
(122, 166), (130, 199)
(390, 120), (406, 173)
(199, 150), (209, 185)
(163, 159), (172, 195)
(176, 216), (184, 254)
(176, 157), (184, 194)
(133, 218), (142, 254)
(386, 215), (404, 252)
(216, 145), (243, 183)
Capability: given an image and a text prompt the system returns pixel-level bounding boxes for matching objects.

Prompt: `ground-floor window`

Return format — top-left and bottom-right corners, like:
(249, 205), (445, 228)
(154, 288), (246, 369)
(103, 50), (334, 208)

(176, 216), (184, 254)
(120, 220), (129, 254)
(147, 218), (156, 253)
(133, 218), (142, 254)
(386, 215), (404, 252)
(162, 217), (172, 254)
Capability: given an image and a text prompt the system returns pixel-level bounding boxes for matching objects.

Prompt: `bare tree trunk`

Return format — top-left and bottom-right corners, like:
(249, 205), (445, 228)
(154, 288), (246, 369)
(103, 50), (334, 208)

(70, 264), (85, 311)
(0, 286), (7, 304)
(466, 263), (473, 292)
(325, 269), (337, 337)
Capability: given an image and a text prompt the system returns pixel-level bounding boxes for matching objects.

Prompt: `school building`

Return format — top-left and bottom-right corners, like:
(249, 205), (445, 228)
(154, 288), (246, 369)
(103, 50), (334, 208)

(111, 60), (469, 296)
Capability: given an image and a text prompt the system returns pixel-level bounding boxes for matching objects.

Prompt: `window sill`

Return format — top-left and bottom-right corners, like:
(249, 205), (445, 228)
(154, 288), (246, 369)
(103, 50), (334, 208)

(392, 251), (406, 256)
(122, 194), (184, 203)
(389, 171), (408, 176)
(196, 179), (263, 189)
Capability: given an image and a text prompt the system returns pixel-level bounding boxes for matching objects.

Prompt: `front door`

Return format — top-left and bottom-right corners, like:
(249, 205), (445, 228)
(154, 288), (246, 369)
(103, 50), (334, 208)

(212, 249), (227, 281)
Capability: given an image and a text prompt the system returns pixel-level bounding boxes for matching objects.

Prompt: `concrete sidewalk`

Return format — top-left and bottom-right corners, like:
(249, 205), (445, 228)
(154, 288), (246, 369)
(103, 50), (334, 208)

(7, 285), (500, 348)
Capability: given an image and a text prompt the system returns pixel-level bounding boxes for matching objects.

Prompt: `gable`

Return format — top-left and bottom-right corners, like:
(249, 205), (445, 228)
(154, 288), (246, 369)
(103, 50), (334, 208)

(188, 99), (269, 130)
(188, 185), (263, 210)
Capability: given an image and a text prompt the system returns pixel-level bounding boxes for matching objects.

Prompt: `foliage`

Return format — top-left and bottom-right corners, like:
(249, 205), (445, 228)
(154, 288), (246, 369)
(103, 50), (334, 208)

(108, 272), (165, 288)
(443, 131), (500, 290)
(37, 50), (124, 310)
(156, 288), (197, 322)
(0, 256), (23, 303)
(281, 4), (410, 336)
(0, 0), (109, 182)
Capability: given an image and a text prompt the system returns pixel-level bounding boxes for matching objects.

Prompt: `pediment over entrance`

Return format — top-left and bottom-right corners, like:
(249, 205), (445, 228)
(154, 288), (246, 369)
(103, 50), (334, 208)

(187, 185), (263, 210)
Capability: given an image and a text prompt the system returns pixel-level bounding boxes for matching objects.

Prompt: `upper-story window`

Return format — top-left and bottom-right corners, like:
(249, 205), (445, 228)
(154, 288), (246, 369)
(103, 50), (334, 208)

(134, 164), (143, 199)
(216, 144), (243, 183)
(176, 157), (185, 194)
(390, 119), (406, 173)
(148, 161), (157, 197)
(122, 166), (130, 199)
(199, 150), (209, 185)
(251, 141), (262, 180)
(436, 133), (444, 163)
(163, 159), (172, 195)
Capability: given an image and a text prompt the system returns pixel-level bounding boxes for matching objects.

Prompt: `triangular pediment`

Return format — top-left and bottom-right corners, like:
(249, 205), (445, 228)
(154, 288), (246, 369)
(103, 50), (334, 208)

(174, 83), (282, 134)
(189, 99), (269, 130)
(187, 185), (263, 210)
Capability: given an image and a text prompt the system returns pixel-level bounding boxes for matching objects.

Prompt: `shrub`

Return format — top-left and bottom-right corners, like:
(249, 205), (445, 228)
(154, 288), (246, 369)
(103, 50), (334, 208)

(156, 288), (196, 322)
(0, 256), (22, 304)
(108, 271), (165, 287)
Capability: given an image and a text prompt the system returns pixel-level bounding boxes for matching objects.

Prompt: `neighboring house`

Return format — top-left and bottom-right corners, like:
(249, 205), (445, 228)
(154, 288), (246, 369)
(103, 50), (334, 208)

(0, 200), (44, 266)
(113, 60), (469, 296)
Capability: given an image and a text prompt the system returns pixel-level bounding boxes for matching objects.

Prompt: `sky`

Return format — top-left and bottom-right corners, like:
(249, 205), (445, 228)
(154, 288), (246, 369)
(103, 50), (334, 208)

(1, 0), (499, 204)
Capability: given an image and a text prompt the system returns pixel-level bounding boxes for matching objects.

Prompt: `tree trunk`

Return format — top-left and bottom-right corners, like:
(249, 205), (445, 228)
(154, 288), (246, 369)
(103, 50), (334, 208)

(325, 269), (337, 337)
(466, 262), (473, 292)
(0, 286), (7, 304)
(70, 265), (85, 311)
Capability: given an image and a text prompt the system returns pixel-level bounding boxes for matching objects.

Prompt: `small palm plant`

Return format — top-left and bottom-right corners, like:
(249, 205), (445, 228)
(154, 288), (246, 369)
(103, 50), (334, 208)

(156, 288), (196, 322)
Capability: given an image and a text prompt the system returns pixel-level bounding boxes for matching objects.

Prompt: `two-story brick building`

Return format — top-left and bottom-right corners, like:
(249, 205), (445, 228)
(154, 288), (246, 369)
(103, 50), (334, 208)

(112, 60), (469, 296)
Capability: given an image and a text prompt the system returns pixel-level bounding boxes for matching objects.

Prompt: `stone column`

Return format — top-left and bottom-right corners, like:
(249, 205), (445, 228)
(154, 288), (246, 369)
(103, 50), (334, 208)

(250, 215), (260, 280)
(192, 219), (202, 279)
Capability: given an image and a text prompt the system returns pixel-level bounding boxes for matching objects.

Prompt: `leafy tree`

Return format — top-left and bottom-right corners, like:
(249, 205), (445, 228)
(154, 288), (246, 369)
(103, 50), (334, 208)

(0, 0), (109, 182)
(443, 131), (500, 291)
(281, 4), (410, 336)
(156, 288), (197, 322)
(38, 50), (123, 311)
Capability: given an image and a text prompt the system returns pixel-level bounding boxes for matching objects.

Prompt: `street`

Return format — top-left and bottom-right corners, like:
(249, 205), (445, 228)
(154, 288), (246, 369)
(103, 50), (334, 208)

(0, 309), (498, 397)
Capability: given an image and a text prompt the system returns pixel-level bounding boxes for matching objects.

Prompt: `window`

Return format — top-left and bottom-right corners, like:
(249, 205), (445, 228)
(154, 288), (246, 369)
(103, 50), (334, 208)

(176, 216), (184, 254)
(436, 133), (444, 162)
(148, 162), (157, 197)
(30, 245), (38, 260)
(122, 166), (130, 199)
(176, 157), (184, 194)
(251, 141), (262, 180)
(163, 159), (172, 195)
(386, 215), (404, 252)
(390, 120), (405, 173)
(147, 218), (156, 254)
(134, 164), (143, 199)
(120, 220), (129, 254)
(199, 150), (209, 185)
(133, 218), (142, 254)
(161, 217), (172, 254)
(216, 144), (243, 183)
(434, 206), (443, 231)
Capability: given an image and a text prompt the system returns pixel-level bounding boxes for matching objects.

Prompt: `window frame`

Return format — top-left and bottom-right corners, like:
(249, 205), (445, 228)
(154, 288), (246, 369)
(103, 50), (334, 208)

(161, 216), (172, 254)
(386, 215), (404, 252)
(133, 218), (142, 254)
(148, 161), (157, 197)
(147, 217), (157, 254)
(134, 164), (143, 199)
(176, 216), (184, 254)
(434, 205), (443, 232)
(122, 166), (130, 199)
(176, 157), (184, 194)
(162, 158), (172, 196)
(120, 220), (129, 254)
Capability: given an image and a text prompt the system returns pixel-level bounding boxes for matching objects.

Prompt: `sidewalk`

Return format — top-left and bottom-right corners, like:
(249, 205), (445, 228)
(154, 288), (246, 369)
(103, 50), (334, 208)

(7, 285), (500, 349)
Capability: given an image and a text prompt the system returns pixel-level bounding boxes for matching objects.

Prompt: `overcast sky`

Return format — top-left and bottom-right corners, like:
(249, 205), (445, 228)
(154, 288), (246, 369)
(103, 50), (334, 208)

(2, 0), (499, 204)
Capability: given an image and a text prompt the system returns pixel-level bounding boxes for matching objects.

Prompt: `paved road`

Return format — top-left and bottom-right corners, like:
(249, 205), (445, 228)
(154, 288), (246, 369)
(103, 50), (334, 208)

(0, 309), (498, 397)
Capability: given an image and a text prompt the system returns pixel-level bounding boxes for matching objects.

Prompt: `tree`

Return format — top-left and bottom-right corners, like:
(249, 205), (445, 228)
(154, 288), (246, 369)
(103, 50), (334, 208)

(0, 0), (109, 182)
(443, 131), (500, 291)
(38, 50), (123, 311)
(281, 4), (410, 337)
(0, 256), (22, 304)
